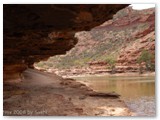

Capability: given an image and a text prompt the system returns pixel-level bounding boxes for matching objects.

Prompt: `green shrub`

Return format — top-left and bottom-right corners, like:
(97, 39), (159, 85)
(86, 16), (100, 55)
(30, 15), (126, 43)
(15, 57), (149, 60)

(105, 56), (116, 74)
(137, 50), (155, 72)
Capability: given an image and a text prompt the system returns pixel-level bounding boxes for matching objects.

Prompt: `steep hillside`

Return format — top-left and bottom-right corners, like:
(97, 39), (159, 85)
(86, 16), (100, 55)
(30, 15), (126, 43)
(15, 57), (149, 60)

(35, 7), (155, 74)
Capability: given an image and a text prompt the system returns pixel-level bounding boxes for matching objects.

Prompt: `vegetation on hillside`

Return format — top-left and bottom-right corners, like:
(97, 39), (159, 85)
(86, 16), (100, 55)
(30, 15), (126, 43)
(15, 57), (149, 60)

(35, 7), (155, 73)
(137, 50), (155, 73)
(105, 56), (116, 74)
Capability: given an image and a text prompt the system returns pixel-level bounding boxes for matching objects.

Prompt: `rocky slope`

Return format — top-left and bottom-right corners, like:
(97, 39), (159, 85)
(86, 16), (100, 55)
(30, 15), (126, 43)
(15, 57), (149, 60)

(3, 4), (128, 80)
(36, 6), (155, 75)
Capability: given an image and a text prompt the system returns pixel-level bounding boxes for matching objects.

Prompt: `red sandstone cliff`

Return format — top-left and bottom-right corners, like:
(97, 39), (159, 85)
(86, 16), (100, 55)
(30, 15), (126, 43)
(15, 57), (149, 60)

(35, 7), (155, 74)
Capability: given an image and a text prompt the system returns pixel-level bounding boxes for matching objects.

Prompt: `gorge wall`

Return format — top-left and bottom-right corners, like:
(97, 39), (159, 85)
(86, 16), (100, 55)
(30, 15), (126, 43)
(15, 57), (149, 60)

(36, 6), (155, 75)
(3, 4), (128, 80)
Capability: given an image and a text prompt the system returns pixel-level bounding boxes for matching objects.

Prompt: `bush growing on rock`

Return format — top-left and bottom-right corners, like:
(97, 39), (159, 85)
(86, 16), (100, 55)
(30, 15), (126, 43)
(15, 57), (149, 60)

(137, 50), (155, 73)
(105, 56), (116, 74)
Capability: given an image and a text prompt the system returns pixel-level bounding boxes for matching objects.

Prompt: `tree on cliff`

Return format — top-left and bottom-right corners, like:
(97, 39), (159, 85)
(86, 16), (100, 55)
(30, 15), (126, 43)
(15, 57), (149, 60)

(137, 50), (155, 73)
(106, 56), (116, 74)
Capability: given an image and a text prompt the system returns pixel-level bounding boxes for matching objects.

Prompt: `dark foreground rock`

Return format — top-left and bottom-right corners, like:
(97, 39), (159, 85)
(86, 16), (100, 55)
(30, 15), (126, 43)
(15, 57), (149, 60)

(3, 4), (128, 80)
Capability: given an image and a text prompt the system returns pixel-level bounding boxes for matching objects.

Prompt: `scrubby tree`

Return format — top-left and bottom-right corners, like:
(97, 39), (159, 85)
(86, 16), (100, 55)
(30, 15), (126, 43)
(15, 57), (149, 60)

(106, 56), (116, 74)
(137, 50), (155, 73)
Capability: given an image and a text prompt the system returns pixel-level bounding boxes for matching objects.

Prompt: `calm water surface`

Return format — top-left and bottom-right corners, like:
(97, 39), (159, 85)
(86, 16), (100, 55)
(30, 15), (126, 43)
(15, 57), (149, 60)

(74, 75), (155, 116)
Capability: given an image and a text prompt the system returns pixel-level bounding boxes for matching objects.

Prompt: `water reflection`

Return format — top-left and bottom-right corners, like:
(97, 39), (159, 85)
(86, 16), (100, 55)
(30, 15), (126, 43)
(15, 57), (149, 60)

(74, 75), (155, 116)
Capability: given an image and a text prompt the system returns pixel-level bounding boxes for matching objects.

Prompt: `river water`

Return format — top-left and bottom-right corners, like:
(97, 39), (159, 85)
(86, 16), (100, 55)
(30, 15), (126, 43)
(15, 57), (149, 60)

(73, 75), (155, 116)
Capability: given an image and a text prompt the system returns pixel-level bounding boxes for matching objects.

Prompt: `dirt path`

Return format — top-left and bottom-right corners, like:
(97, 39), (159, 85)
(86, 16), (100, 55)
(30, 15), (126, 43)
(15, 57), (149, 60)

(3, 68), (133, 116)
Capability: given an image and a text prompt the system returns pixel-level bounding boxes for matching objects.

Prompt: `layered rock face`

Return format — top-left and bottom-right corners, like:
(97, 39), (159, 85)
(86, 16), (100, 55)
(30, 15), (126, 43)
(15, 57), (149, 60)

(3, 4), (128, 80)
(115, 7), (155, 71)
(37, 7), (155, 74)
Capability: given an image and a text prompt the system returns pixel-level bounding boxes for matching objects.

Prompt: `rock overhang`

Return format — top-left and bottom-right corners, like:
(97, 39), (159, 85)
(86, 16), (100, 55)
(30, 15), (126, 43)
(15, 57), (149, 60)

(3, 4), (129, 80)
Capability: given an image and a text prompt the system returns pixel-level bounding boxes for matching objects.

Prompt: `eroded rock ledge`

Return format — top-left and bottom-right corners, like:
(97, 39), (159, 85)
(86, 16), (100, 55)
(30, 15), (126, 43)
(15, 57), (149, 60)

(4, 69), (132, 116)
(3, 4), (128, 80)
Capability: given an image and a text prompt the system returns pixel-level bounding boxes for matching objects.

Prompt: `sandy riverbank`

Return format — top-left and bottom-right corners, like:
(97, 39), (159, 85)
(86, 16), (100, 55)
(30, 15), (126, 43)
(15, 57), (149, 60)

(3, 69), (133, 116)
(62, 71), (155, 78)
